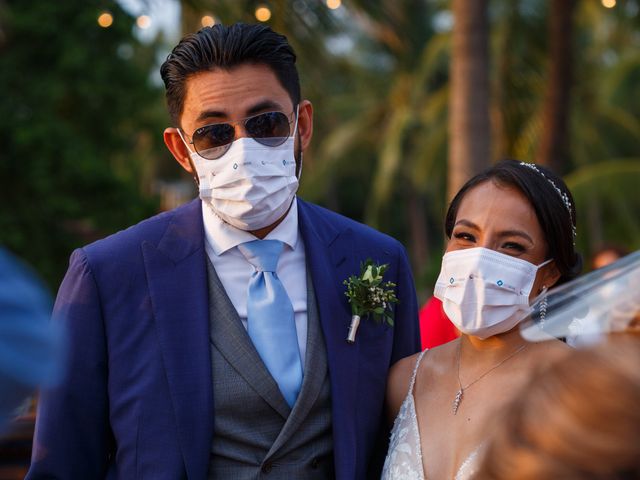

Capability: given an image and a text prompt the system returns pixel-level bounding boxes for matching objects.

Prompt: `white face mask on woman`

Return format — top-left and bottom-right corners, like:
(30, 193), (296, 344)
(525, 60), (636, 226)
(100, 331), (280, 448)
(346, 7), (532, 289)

(179, 115), (300, 231)
(434, 247), (552, 339)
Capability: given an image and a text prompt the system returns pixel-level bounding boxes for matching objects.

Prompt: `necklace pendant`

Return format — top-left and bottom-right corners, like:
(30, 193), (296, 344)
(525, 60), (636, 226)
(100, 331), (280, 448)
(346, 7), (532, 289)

(452, 389), (463, 415)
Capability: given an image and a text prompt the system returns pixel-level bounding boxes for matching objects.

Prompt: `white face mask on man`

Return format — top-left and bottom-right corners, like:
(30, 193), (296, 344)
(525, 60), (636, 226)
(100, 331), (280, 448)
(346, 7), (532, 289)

(179, 112), (300, 231)
(434, 247), (552, 339)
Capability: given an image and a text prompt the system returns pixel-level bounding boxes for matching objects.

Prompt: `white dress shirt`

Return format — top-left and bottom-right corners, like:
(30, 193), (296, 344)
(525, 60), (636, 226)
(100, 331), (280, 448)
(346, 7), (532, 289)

(203, 198), (308, 367)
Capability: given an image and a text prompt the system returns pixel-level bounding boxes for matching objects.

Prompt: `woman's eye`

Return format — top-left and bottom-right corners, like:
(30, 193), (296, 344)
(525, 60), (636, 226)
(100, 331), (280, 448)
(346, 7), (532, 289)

(453, 232), (475, 242)
(502, 242), (525, 252)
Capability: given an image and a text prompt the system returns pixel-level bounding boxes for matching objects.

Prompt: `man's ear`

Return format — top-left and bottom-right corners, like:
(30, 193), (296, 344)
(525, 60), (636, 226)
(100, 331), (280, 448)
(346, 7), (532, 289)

(297, 100), (313, 152)
(164, 127), (194, 174)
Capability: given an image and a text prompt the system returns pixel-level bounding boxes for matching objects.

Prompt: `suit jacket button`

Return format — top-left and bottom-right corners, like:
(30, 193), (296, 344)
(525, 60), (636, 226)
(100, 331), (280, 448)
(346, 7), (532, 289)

(311, 457), (319, 469)
(261, 461), (273, 473)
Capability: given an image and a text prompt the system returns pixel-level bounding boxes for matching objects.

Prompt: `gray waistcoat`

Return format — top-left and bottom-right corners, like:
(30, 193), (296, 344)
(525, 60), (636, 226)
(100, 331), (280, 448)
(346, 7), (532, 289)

(206, 260), (334, 479)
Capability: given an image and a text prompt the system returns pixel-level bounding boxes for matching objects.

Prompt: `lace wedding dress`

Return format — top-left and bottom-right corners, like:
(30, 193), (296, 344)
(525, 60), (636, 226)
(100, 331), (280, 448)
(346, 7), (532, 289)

(381, 350), (481, 480)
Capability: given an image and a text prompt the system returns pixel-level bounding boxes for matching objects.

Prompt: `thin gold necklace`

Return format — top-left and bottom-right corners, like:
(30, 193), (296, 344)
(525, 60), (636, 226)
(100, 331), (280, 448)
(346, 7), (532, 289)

(452, 341), (528, 415)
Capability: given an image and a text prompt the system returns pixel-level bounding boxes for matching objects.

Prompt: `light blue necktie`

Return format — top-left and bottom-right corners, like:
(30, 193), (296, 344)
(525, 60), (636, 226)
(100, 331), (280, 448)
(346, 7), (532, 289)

(238, 239), (302, 407)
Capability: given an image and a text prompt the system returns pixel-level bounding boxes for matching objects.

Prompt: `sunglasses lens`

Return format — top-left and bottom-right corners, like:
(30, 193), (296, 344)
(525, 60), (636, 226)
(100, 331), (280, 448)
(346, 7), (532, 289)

(193, 123), (235, 159)
(190, 111), (292, 159)
(246, 112), (291, 147)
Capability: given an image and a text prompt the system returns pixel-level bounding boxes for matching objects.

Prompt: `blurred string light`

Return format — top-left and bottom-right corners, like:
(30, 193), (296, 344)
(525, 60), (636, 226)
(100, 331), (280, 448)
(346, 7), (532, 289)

(601, 0), (616, 7)
(97, 12), (114, 28)
(201, 15), (216, 27)
(136, 15), (152, 29)
(255, 5), (272, 22)
(326, 0), (342, 9)
(116, 0), (181, 42)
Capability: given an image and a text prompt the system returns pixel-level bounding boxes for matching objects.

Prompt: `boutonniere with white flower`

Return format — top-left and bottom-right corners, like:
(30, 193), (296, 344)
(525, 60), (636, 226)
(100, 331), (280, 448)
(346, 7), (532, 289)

(343, 259), (398, 343)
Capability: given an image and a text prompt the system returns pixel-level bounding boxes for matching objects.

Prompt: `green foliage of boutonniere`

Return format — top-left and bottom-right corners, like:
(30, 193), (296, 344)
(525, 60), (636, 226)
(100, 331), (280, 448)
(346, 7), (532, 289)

(343, 259), (398, 327)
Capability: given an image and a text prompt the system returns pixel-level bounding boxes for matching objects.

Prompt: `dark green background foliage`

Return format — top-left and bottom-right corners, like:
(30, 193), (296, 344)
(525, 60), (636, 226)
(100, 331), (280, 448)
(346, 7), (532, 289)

(0, 0), (165, 287)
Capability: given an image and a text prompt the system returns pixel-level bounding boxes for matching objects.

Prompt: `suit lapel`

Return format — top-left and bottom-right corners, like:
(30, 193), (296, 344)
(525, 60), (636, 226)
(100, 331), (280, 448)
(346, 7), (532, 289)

(142, 200), (213, 480)
(206, 259), (291, 419)
(297, 200), (359, 480)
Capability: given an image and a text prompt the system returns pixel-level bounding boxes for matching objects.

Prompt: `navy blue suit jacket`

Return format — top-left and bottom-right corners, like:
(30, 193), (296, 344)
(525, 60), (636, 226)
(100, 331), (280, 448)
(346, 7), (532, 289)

(27, 199), (419, 479)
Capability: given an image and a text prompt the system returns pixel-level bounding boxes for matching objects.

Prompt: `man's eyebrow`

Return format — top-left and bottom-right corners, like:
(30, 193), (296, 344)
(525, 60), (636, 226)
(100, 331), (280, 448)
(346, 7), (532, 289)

(196, 110), (227, 123)
(194, 100), (285, 124)
(246, 100), (284, 115)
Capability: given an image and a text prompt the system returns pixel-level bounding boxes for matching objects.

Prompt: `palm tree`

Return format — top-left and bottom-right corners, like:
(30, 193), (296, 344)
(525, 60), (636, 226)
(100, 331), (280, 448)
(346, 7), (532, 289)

(535, 0), (576, 173)
(447, 0), (491, 199)
(564, 0), (640, 258)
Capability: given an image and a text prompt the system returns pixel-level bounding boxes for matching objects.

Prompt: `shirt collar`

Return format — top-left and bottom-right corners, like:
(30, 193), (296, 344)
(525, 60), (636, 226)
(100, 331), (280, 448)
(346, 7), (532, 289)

(203, 198), (299, 256)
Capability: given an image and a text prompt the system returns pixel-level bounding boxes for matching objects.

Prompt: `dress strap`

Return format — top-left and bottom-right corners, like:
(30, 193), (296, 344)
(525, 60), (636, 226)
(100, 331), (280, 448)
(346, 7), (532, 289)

(407, 349), (428, 396)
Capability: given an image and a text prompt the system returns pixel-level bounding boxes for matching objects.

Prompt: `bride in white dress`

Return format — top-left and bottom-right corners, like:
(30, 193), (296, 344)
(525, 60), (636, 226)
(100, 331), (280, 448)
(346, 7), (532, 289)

(382, 160), (582, 479)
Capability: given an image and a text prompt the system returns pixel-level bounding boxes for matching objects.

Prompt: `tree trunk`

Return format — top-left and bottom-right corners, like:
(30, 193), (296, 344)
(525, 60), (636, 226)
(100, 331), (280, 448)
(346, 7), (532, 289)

(448, 0), (491, 200)
(407, 187), (429, 277)
(492, 1), (519, 161)
(536, 0), (576, 174)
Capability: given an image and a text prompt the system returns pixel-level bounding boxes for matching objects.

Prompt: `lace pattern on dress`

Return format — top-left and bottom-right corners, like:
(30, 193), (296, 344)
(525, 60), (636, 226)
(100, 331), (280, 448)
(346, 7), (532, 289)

(382, 349), (483, 480)
(381, 350), (428, 480)
(455, 446), (481, 480)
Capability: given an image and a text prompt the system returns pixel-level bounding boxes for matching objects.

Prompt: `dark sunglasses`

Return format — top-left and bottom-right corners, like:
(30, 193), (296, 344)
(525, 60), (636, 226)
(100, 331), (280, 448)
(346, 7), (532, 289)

(183, 109), (297, 160)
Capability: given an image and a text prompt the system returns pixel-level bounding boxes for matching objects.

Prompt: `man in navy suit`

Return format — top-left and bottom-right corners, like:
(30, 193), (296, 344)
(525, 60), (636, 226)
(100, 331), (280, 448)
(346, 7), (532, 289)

(28, 23), (419, 479)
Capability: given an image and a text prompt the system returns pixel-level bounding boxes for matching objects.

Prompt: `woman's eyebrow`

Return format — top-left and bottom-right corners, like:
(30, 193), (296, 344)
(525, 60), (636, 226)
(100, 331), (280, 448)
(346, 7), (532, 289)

(454, 219), (479, 229)
(498, 229), (534, 244)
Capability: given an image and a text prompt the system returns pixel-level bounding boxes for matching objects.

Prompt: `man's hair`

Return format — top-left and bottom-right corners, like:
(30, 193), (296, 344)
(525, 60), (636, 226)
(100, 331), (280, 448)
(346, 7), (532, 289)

(160, 23), (301, 127)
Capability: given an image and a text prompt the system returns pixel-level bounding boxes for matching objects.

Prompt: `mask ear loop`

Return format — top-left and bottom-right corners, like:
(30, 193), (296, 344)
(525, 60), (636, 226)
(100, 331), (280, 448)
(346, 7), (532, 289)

(292, 105), (303, 180)
(176, 129), (200, 186)
(297, 149), (303, 180)
(292, 104), (300, 137)
(538, 258), (553, 269)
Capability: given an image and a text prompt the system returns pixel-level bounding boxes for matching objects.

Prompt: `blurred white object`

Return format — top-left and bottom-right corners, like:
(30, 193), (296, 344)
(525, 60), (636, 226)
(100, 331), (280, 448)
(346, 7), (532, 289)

(520, 250), (640, 344)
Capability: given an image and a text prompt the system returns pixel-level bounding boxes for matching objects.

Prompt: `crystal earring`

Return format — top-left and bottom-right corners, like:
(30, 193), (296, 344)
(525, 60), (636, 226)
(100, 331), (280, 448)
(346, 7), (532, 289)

(539, 285), (548, 328)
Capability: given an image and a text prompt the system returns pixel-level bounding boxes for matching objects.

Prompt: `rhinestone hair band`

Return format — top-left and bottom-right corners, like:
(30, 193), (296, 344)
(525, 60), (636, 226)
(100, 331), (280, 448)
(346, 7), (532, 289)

(519, 162), (577, 239)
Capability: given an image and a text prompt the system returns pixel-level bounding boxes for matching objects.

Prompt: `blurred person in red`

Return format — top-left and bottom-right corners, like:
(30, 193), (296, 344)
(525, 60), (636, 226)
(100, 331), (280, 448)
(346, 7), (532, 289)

(419, 296), (458, 349)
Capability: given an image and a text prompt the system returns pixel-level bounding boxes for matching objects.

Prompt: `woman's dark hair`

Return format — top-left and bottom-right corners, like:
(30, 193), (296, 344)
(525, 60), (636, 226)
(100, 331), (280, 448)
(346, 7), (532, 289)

(160, 23), (300, 127)
(445, 159), (582, 285)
